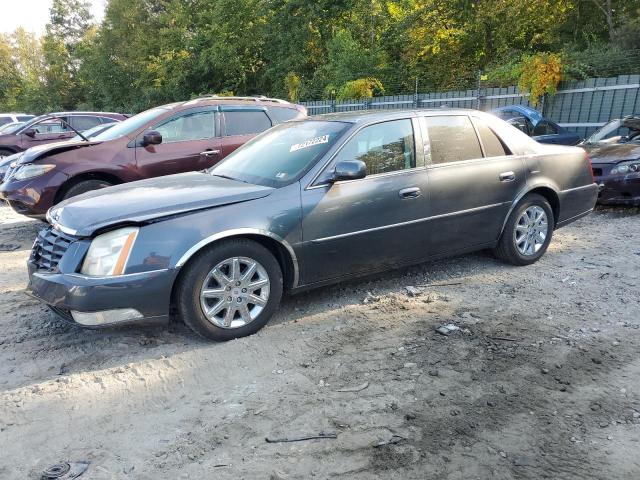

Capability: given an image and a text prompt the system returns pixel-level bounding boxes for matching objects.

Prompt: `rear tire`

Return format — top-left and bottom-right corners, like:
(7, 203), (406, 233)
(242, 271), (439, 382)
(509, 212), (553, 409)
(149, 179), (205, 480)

(62, 179), (113, 201)
(494, 193), (554, 266)
(176, 239), (283, 341)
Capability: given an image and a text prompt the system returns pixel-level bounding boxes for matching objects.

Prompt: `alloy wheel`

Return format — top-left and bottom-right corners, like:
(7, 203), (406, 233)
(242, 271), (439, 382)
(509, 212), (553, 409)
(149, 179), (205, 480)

(199, 256), (270, 329)
(514, 206), (548, 256)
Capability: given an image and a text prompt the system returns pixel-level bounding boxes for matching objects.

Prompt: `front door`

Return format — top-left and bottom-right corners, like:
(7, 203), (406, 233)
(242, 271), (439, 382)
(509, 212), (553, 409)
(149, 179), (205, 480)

(423, 114), (527, 255)
(21, 117), (74, 149)
(301, 118), (431, 285)
(135, 107), (222, 178)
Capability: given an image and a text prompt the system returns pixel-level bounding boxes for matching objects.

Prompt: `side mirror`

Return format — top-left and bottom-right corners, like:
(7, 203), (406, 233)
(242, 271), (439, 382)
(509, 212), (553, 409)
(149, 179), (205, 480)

(142, 130), (162, 146)
(332, 160), (367, 182)
(23, 128), (36, 138)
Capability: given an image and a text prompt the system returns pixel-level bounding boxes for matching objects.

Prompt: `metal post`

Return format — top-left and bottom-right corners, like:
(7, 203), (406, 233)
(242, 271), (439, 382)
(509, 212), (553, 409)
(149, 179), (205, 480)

(414, 77), (419, 109)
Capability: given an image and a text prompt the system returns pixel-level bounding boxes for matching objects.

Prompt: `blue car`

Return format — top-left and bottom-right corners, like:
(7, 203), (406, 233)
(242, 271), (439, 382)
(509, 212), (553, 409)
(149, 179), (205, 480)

(492, 105), (583, 146)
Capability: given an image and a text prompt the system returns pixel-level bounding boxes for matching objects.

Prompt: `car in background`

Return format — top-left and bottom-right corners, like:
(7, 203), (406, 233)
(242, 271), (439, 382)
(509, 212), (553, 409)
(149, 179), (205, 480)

(0, 122), (119, 180)
(0, 96), (306, 218)
(0, 113), (35, 129)
(0, 111), (128, 157)
(0, 121), (27, 135)
(29, 109), (597, 340)
(492, 105), (583, 146)
(582, 115), (640, 205)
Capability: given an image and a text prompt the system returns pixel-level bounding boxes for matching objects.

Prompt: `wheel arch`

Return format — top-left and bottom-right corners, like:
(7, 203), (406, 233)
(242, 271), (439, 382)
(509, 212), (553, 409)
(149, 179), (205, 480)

(500, 185), (560, 238)
(54, 171), (124, 205)
(173, 229), (299, 292)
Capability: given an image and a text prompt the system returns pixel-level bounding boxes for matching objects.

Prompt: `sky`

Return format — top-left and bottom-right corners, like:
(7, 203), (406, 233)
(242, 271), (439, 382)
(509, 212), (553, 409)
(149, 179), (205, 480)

(0, 0), (106, 35)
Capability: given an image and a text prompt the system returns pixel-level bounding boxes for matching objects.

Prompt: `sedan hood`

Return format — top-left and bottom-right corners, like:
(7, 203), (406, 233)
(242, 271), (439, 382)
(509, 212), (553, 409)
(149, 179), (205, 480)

(50, 172), (275, 236)
(582, 143), (640, 164)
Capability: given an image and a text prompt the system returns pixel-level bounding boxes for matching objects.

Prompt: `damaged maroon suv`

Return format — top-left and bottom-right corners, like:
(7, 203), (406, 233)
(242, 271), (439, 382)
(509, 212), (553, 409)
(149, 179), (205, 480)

(0, 96), (306, 218)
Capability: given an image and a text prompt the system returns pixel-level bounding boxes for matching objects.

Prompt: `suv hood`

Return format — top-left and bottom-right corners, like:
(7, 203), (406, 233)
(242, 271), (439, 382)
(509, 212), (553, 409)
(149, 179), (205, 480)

(18, 139), (100, 165)
(582, 142), (640, 164)
(49, 172), (275, 236)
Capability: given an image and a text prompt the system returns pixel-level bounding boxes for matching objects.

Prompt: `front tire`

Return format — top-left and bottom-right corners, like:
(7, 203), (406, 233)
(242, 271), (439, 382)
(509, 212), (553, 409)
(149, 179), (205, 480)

(62, 179), (113, 201)
(176, 239), (283, 341)
(494, 193), (554, 266)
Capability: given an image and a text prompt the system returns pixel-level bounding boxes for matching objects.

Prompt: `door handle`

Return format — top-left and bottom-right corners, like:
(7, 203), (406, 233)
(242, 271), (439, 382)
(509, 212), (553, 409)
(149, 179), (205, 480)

(399, 187), (421, 199)
(201, 149), (220, 157)
(499, 171), (516, 182)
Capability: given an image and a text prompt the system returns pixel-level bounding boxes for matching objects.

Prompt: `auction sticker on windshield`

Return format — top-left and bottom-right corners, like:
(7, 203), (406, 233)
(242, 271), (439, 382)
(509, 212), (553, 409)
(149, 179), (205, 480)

(290, 135), (330, 152)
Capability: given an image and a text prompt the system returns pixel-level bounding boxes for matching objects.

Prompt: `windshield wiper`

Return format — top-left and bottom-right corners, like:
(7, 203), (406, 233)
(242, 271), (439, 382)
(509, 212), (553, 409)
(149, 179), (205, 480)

(210, 173), (250, 183)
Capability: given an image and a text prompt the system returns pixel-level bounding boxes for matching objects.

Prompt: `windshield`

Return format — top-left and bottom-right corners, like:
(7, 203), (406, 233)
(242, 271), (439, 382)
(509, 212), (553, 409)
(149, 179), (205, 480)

(585, 120), (622, 144)
(210, 120), (351, 187)
(92, 107), (169, 141)
(0, 122), (24, 134)
(72, 122), (116, 141)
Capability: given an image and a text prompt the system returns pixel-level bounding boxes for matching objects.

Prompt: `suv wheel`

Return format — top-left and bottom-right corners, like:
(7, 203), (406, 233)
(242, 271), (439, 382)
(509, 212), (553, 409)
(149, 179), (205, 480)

(494, 193), (554, 266)
(62, 179), (113, 201)
(177, 239), (283, 341)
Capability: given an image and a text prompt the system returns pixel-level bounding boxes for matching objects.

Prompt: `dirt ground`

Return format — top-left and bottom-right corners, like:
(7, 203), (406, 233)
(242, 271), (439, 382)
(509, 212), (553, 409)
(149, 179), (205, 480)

(0, 204), (639, 480)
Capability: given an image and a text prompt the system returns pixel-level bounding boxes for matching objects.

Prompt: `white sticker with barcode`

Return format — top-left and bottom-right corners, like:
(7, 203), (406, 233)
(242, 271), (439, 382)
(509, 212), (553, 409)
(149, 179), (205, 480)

(289, 135), (329, 152)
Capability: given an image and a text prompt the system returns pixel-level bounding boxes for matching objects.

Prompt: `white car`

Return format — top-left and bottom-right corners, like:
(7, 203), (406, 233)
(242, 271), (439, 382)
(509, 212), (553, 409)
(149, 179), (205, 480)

(0, 113), (35, 130)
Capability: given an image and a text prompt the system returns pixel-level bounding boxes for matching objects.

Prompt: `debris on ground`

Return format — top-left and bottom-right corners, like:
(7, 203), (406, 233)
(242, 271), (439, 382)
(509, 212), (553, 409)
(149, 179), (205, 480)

(405, 286), (423, 297)
(335, 381), (369, 392)
(265, 433), (337, 443)
(41, 461), (89, 479)
(436, 323), (461, 336)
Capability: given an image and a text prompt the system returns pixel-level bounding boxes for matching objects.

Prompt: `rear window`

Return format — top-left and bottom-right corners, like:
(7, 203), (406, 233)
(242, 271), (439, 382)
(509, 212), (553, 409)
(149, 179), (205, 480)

(71, 116), (102, 131)
(423, 115), (483, 164)
(16, 116), (34, 122)
(223, 110), (272, 136)
(0, 117), (11, 126)
(269, 107), (303, 123)
(473, 119), (510, 157)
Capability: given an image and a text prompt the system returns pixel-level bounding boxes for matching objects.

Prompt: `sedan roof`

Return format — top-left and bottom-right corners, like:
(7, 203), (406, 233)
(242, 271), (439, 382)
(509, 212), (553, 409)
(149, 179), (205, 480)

(308, 108), (478, 124)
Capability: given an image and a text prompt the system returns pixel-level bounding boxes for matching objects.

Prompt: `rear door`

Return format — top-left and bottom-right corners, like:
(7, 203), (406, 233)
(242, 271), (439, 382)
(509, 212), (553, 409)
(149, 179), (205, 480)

(135, 106), (222, 178)
(301, 117), (431, 284)
(424, 114), (527, 255)
(220, 107), (273, 157)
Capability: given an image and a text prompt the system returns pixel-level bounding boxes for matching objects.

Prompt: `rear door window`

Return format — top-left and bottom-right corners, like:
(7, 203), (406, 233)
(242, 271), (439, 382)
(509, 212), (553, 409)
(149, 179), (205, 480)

(17, 116), (33, 122)
(223, 110), (272, 136)
(472, 118), (510, 157)
(71, 116), (102, 131)
(0, 117), (11, 126)
(422, 115), (482, 164)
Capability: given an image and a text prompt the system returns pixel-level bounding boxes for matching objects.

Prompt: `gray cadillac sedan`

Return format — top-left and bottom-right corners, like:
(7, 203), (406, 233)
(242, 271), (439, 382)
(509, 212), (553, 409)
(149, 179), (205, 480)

(30, 110), (598, 341)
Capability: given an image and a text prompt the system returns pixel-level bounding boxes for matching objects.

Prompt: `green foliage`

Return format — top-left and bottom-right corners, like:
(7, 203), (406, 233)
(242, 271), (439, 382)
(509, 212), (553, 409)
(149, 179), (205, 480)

(284, 73), (302, 102)
(336, 77), (385, 100)
(0, 0), (639, 114)
(517, 53), (563, 106)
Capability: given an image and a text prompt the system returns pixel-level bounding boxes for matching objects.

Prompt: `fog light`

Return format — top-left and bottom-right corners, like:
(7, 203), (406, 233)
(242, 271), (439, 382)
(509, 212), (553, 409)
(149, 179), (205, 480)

(71, 308), (143, 326)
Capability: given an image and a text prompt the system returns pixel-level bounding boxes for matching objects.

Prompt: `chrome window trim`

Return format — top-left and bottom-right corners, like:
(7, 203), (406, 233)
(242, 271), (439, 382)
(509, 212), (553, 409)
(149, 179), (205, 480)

(306, 116), (420, 190)
(175, 228), (300, 288)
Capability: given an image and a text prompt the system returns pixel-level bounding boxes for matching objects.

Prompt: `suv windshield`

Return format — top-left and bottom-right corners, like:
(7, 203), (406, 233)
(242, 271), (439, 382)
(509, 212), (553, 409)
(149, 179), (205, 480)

(93, 107), (169, 141)
(210, 120), (351, 187)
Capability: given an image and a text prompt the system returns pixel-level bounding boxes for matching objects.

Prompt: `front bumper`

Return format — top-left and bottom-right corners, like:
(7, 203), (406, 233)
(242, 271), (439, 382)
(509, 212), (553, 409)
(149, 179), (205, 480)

(27, 265), (179, 327)
(0, 171), (66, 218)
(594, 171), (640, 206)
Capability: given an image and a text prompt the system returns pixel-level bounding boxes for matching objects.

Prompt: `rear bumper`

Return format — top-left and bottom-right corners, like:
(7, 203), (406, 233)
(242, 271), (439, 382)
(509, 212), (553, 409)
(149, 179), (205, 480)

(556, 182), (598, 228)
(27, 265), (178, 327)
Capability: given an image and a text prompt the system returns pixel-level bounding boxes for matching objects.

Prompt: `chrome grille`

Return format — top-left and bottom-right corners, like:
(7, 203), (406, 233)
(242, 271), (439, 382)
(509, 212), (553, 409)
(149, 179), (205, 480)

(31, 227), (76, 272)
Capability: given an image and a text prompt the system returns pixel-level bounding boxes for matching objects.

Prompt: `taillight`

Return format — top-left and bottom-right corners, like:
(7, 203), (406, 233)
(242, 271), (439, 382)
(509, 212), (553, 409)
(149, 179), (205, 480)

(584, 152), (595, 183)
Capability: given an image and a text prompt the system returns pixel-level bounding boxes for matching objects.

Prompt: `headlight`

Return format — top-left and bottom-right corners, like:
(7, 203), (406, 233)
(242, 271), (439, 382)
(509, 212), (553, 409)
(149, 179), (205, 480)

(13, 164), (55, 181)
(81, 227), (139, 276)
(611, 160), (640, 175)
